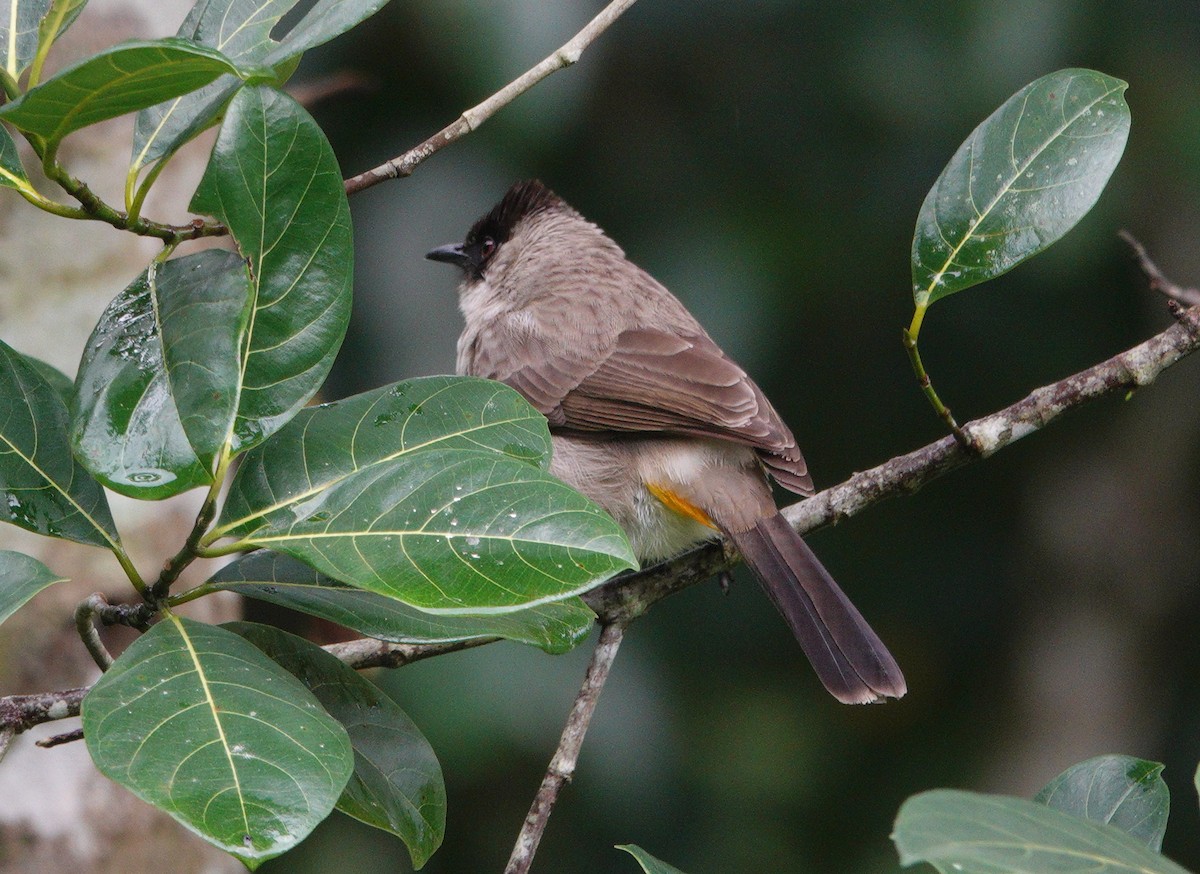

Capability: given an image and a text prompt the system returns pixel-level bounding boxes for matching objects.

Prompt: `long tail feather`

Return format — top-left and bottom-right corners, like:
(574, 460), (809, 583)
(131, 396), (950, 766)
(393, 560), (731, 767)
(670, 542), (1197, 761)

(730, 514), (906, 704)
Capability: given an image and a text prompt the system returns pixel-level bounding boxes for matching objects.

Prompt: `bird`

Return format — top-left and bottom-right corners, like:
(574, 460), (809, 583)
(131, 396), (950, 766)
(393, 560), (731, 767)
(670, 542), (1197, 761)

(427, 180), (905, 704)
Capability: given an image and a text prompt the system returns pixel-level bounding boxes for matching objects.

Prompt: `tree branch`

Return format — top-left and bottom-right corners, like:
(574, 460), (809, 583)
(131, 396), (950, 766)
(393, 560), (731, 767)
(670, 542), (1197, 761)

(1120, 230), (1200, 307)
(585, 299), (1200, 624)
(4, 297), (1199, 739)
(505, 622), (626, 874)
(343, 0), (639, 196)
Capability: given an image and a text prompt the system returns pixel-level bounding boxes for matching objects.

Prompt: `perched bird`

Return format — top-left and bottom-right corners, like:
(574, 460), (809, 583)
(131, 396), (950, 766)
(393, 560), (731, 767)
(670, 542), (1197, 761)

(428, 180), (905, 704)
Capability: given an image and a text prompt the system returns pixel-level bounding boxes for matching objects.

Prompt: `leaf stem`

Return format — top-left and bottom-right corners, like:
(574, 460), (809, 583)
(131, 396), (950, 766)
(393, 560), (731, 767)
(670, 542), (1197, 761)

(903, 307), (970, 448)
(164, 582), (217, 608)
(0, 67), (18, 101)
(112, 544), (148, 595)
(151, 451), (232, 601)
(125, 157), (169, 225)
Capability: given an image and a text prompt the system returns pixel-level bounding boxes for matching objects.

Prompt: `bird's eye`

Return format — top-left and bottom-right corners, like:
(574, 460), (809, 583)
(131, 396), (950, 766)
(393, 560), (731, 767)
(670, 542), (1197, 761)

(479, 236), (496, 258)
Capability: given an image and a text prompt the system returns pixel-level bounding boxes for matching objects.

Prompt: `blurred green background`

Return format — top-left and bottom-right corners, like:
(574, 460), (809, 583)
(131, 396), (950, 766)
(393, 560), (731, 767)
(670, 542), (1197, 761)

(267, 2), (1200, 872)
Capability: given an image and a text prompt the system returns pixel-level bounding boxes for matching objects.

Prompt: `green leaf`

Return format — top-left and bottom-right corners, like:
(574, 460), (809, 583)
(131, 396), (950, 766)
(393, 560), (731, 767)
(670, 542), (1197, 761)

(893, 790), (1189, 874)
(190, 85), (352, 454)
(131, 0), (294, 174)
(617, 845), (689, 874)
(1036, 755), (1169, 852)
(0, 339), (117, 547)
(0, 0), (52, 78)
(131, 0), (387, 176)
(0, 38), (252, 144)
(0, 550), (65, 626)
(264, 0), (391, 66)
(232, 447), (636, 613)
(911, 69), (1130, 308)
(227, 622), (446, 868)
(35, 0), (87, 51)
(0, 124), (30, 189)
(17, 353), (71, 403)
(216, 377), (551, 539)
(71, 250), (253, 499)
(81, 615), (353, 868)
(208, 551), (595, 654)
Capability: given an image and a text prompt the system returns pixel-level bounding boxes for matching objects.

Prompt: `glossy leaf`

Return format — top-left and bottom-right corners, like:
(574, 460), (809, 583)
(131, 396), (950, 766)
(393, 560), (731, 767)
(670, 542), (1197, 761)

(130, 0), (291, 175)
(71, 251), (253, 499)
(0, 339), (117, 547)
(233, 447), (636, 613)
(912, 69), (1130, 308)
(0, 124), (29, 189)
(0, 0), (51, 77)
(35, 0), (87, 51)
(191, 85), (352, 454)
(132, 0), (387, 175)
(81, 615), (353, 868)
(208, 551), (595, 654)
(1036, 755), (1169, 852)
(216, 376), (551, 539)
(0, 38), (251, 144)
(617, 845), (689, 874)
(0, 550), (65, 626)
(894, 790), (1189, 874)
(228, 622), (446, 868)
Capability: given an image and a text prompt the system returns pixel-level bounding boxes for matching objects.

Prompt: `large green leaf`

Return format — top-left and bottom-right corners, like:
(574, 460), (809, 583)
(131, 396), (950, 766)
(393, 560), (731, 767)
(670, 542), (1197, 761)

(71, 250), (253, 499)
(0, 550), (65, 626)
(0, 38), (252, 144)
(131, 0), (293, 175)
(893, 790), (1189, 874)
(231, 447), (636, 613)
(0, 339), (117, 547)
(1036, 756), (1169, 852)
(0, 0), (51, 78)
(81, 615), (353, 868)
(228, 622), (445, 868)
(911, 69), (1130, 308)
(208, 551), (595, 654)
(190, 85), (352, 454)
(617, 845), (689, 874)
(216, 377), (551, 539)
(132, 0), (389, 176)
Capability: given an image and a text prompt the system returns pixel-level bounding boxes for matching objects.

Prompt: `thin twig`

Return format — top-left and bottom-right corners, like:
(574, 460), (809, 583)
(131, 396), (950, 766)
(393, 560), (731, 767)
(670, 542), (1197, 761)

(324, 634), (495, 669)
(505, 623), (626, 874)
(287, 71), (376, 108)
(74, 594), (114, 672)
(36, 728), (84, 748)
(343, 0), (638, 195)
(1120, 230), (1200, 307)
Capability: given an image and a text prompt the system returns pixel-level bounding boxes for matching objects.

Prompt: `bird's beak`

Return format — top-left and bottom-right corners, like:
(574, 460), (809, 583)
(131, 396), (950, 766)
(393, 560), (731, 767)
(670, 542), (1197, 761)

(425, 243), (471, 268)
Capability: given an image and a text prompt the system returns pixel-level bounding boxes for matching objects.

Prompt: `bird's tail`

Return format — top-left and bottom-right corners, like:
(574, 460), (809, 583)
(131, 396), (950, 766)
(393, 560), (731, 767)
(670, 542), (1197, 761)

(729, 513), (906, 704)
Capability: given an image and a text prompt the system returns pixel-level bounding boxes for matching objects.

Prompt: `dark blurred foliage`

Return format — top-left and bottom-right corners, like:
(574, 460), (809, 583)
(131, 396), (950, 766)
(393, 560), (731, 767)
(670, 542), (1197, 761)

(262, 2), (1200, 872)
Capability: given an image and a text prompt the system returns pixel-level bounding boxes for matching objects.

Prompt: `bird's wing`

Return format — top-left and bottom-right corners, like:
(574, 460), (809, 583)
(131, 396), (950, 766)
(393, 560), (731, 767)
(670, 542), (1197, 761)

(478, 324), (813, 494)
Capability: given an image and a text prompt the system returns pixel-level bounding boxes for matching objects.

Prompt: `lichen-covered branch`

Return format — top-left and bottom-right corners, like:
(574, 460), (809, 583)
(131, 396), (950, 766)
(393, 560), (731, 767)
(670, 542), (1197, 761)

(585, 299), (1200, 624)
(3, 299), (1198, 739)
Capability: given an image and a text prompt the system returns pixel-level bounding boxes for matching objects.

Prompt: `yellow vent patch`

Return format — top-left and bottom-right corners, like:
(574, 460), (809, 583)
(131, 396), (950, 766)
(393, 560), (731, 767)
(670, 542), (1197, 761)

(646, 483), (718, 530)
